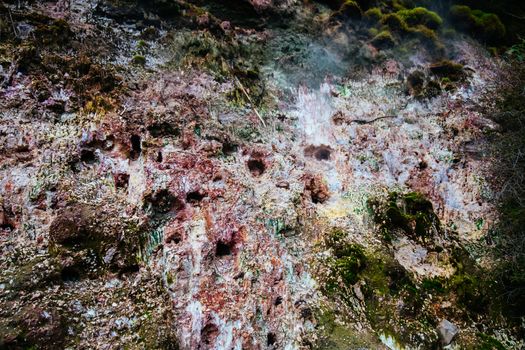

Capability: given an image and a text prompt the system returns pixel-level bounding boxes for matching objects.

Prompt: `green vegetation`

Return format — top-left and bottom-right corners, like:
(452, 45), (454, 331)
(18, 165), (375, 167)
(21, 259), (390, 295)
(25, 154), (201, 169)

(477, 333), (507, 350)
(337, 0), (362, 18)
(371, 30), (396, 49)
(167, 31), (266, 107)
(315, 307), (382, 349)
(373, 7), (442, 51)
(381, 13), (409, 33)
(323, 229), (367, 295)
(364, 7), (382, 22)
(368, 191), (440, 242)
(397, 7), (443, 30)
(488, 63), (525, 321)
(429, 59), (466, 82)
(450, 5), (505, 44)
(506, 38), (525, 62)
(318, 228), (441, 347)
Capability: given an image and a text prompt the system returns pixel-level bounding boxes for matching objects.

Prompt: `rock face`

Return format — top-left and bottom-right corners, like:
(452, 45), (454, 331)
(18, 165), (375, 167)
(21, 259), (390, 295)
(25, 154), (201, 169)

(438, 319), (459, 345)
(0, 0), (523, 349)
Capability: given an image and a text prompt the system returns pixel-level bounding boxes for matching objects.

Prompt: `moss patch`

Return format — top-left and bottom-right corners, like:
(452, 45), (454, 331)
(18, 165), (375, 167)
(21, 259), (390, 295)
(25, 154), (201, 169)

(397, 7), (443, 30)
(450, 5), (505, 44)
(368, 191), (441, 243)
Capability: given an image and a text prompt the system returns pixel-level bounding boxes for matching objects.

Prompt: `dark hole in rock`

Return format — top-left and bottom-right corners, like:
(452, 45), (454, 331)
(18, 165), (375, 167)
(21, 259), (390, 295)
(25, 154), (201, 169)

(145, 189), (184, 214)
(129, 134), (141, 160)
(85, 136), (115, 151)
(186, 191), (206, 204)
(274, 296), (283, 306)
(198, 0), (263, 27)
(267, 332), (277, 346)
(61, 266), (81, 282)
(80, 149), (97, 164)
(114, 173), (129, 188)
(300, 307), (312, 320)
(69, 159), (81, 173)
(312, 191), (325, 204)
(118, 264), (140, 276)
(222, 142), (238, 156)
(166, 232), (182, 244)
(0, 222), (14, 231)
(156, 151), (163, 163)
(247, 158), (265, 176)
(304, 145), (333, 161)
(200, 323), (219, 347)
(294, 299), (305, 308)
(216, 241), (232, 257)
(147, 122), (180, 138)
(387, 265), (411, 294)
(418, 160), (428, 170)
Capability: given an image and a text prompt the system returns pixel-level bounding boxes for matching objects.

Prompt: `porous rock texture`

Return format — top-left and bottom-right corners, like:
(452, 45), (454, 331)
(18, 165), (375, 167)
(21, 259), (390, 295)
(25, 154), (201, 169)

(0, 0), (523, 349)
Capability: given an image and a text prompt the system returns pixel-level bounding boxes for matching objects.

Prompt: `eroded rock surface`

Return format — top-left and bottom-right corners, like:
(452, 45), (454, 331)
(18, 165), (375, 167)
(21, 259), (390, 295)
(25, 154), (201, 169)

(0, 0), (523, 349)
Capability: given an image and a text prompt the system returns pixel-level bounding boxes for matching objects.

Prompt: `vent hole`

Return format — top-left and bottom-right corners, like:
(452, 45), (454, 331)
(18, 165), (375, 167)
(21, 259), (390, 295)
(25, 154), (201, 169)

(186, 191), (206, 204)
(130, 134), (141, 160)
(80, 149), (97, 164)
(267, 332), (277, 346)
(304, 145), (333, 161)
(222, 142), (238, 156)
(114, 173), (129, 188)
(201, 323), (219, 346)
(61, 266), (81, 282)
(247, 158), (265, 177)
(144, 189), (184, 214)
(216, 241), (232, 257)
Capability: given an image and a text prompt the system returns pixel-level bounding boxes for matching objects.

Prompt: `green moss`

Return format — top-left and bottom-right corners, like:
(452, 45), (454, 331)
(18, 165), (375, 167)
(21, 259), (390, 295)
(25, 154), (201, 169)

(420, 277), (445, 294)
(333, 0), (362, 19)
(476, 333), (506, 350)
(368, 27), (379, 37)
(446, 247), (499, 316)
(368, 192), (440, 242)
(429, 60), (465, 82)
(408, 25), (442, 51)
(131, 54), (146, 66)
(137, 39), (148, 55)
(397, 7), (443, 30)
(166, 271), (175, 285)
(450, 5), (505, 44)
(34, 18), (72, 46)
(371, 30), (396, 49)
(323, 230), (367, 294)
(315, 308), (381, 349)
(381, 13), (409, 33)
(364, 7), (382, 22)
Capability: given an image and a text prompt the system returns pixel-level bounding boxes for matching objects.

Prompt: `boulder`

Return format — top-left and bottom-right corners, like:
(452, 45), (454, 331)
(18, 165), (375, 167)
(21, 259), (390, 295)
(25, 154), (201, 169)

(437, 319), (459, 345)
